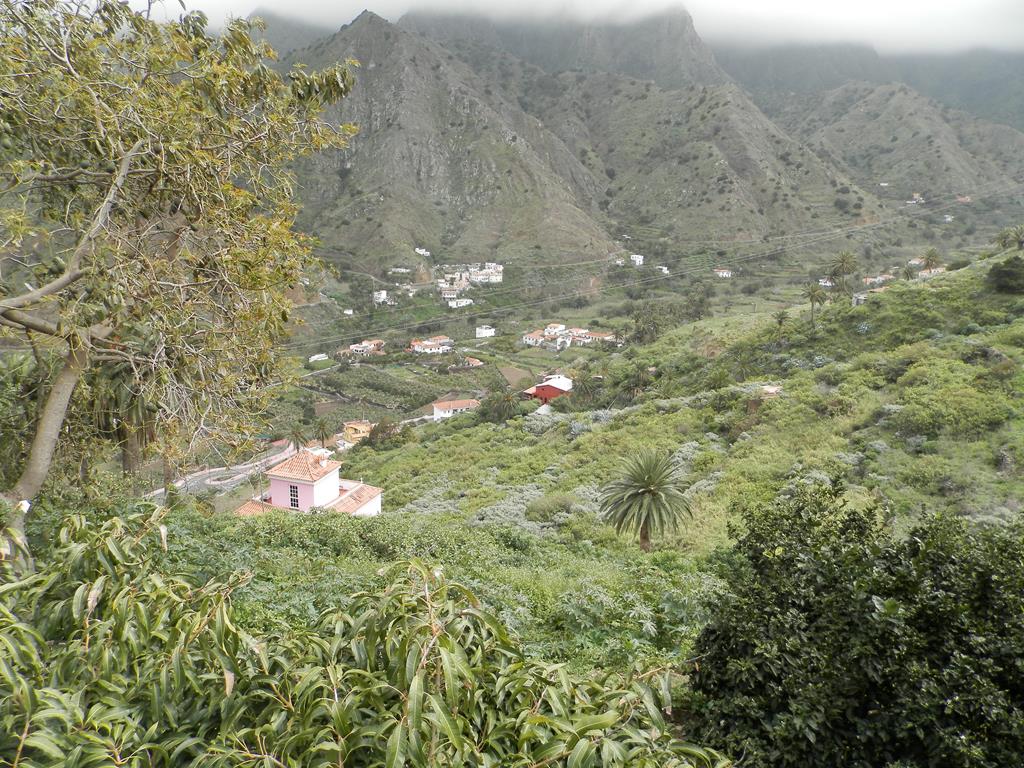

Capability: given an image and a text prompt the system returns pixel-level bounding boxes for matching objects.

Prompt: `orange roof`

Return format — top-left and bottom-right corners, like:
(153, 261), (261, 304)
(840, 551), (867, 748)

(433, 398), (480, 411)
(234, 499), (279, 517)
(329, 482), (382, 515)
(266, 451), (341, 482)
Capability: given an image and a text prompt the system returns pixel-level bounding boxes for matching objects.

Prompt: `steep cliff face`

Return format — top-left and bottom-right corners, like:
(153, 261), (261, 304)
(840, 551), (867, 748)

(287, 11), (617, 269)
(400, 8), (729, 90)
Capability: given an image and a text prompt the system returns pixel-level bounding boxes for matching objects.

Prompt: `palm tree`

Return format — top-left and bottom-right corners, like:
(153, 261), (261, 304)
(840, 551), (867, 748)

(286, 425), (309, 452)
(482, 388), (521, 423)
(829, 250), (858, 294)
(772, 310), (789, 339)
(600, 450), (690, 552)
(994, 224), (1024, 251)
(312, 418), (332, 448)
(801, 283), (828, 329)
(921, 247), (942, 270)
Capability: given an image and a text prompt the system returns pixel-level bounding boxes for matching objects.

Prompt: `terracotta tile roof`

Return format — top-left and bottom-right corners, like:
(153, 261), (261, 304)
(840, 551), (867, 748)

(266, 451), (341, 482)
(432, 398), (480, 411)
(328, 482), (382, 515)
(234, 499), (279, 517)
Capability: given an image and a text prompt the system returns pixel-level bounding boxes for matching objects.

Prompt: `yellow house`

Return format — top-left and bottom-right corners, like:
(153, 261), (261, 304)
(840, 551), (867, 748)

(342, 420), (374, 445)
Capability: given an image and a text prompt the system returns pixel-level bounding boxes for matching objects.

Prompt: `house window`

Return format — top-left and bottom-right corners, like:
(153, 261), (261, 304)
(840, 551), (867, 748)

(289, 485), (299, 509)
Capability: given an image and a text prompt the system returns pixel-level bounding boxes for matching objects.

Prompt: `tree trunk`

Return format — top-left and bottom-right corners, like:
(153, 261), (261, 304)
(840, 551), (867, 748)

(121, 429), (142, 495)
(8, 343), (89, 511)
(162, 454), (175, 501)
(639, 521), (651, 553)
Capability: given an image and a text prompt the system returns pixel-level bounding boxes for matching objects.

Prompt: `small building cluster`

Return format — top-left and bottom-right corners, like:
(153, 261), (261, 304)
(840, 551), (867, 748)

(409, 335), (455, 354)
(520, 323), (616, 351)
(433, 262), (503, 309)
(346, 338), (385, 356)
(373, 289), (395, 306)
(234, 448), (381, 519)
(862, 273), (895, 287)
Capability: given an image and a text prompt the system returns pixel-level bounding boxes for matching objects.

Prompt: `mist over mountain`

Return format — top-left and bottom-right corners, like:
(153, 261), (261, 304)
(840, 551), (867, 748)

(242, 6), (1024, 277)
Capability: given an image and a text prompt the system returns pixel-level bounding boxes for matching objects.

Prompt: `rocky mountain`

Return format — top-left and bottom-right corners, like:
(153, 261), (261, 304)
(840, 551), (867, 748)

(714, 43), (1024, 133)
(261, 7), (1023, 277)
(768, 82), (1024, 201)
(286, 11), (616, 270)
(248, 8), (331, 57)
(399, 9), (729, 90)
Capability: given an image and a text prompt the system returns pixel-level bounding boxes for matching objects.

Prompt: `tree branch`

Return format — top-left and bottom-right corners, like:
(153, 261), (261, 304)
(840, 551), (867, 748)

(0, 268), (86, 311)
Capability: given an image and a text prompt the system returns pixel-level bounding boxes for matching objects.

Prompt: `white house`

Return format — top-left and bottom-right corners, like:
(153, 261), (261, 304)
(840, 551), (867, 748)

(522, 331), (545, 347)
(544, 323), (566, 336)
(414, 247), (431, 257)
(234, 449), (382, 518)
(918, 267), (946, 278)
(819, 277), (834, 288)
(713, 267), (733, 279)
(431, 398), (481, 422)
(658, 265), (670, 275)
(409, 335), (454, 354)
(943, 214), (955, 223)
(372, 290), (389, 305)
(468, 263), (504, 284)
(448, 298), (474, 308)
(308, 353), (329, 364)
(630, 253), (644, 266)
(476, 325), (496, 338)
(614, 258), (625, 266)
(343, 308), (354, 316)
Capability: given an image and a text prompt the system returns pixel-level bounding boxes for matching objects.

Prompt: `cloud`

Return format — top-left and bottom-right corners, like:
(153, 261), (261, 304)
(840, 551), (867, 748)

(162, 0), (1024, 53)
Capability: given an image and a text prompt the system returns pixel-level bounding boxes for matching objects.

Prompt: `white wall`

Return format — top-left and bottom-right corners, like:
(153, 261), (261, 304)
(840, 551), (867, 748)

(312, 467), (341, 507)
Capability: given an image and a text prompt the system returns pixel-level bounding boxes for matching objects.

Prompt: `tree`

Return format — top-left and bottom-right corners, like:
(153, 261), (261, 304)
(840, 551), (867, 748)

(771, 310), (789, 339)
(600, 450), (690, 552)
(987, 255), (1024, 293)
(828, 250), (858, 294)
(0, 1), (355, 530)
(0, 505), (727, 767)
(994, 223), (1024, 251)
(800, 283), (827, 328)
(901, 264), (917, 281)
(312, 417), (332, 448)
(286, 425), (309, 452)
(922, 246), (943, 270)
(480, 387), (522, 423)
(690, 480), (1024, 768)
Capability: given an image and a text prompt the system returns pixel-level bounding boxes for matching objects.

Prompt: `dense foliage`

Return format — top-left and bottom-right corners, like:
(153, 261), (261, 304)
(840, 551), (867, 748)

(0, 504), (727, 767)
(690, 481), (1024, 768)
(0, 0), (353, 509)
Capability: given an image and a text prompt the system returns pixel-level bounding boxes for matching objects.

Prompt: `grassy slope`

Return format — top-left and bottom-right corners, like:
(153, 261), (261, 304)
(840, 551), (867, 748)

(158, 252), (1022, 676)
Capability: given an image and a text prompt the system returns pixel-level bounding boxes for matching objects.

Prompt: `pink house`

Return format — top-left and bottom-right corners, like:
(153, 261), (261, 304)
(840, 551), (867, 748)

(234, 449), (382, 518)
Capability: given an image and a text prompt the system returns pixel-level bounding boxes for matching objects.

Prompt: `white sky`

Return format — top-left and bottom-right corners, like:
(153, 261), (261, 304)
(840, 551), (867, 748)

(158, 0), (1024, 53)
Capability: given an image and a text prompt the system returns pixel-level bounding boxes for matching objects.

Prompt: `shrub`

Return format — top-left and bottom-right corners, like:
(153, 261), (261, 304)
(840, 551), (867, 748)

(690, 480), (1024, 768)
(987, 255), (1024, 293)
(0, 505), (727, 767)
(525, 492), (578, 522)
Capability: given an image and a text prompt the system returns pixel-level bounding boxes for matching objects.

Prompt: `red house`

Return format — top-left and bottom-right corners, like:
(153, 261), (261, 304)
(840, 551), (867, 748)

(523, 374), (573, 404)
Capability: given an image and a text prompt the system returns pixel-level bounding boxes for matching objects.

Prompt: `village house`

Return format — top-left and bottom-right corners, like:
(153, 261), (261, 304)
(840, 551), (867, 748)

(448, 298), (474, 309)
(713, 267), (733, 279)
(521, 330), (546, 347)
(388, 267), (412, 275)
(630, 254), (644, 266)
(614, 258), (625, 266)
(372, 289), (391, 306)
(918, 267), (947, 278)
(409, 335), (454, 354)
(475, 325), (496, 338)
(342, 420), (374, 445)
(544, 323), (566, 336)
(233, 448), (381, 518)
(657, 265), (670, 275)
(908, 257), (925, 267)
(862, 274), (894, 287)
(308, 353), (329, 364)
(463, 357), (483, 368)
(852, 292), (868, 307)
(440, 286), (461, 301)
(818, 277), (834, 288)
(523, 374), (573, 404)
(431, 398), (481, 422)
(414, 247), (431, 257)
(584, 330), (618, 345)
(468, 262), (504, 284)
(348, 339), (385, 356)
